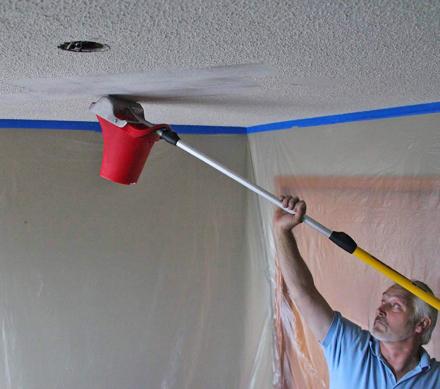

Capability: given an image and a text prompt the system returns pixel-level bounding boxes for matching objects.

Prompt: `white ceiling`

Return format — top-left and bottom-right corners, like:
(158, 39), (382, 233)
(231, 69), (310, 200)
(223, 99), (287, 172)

(0, 0), (438, 126)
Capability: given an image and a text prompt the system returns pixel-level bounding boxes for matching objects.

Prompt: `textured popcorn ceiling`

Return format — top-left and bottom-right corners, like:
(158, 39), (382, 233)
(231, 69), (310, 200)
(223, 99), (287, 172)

(0, 0), (438, 126)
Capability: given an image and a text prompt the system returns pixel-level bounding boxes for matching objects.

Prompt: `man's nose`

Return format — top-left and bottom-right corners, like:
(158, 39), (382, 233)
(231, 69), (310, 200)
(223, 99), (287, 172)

(377, 306), (386, 317)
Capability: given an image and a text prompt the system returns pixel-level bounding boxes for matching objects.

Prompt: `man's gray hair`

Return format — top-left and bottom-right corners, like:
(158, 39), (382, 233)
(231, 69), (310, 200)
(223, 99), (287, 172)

(406, 280), (438, 345)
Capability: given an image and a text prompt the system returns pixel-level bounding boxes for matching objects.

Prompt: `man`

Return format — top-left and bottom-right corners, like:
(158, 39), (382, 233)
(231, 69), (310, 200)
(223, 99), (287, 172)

(273, 195), (439, 388)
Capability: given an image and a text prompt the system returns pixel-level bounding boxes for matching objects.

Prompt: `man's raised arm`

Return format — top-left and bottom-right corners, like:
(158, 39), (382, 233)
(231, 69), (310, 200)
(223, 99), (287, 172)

(273, 195), (334, 342)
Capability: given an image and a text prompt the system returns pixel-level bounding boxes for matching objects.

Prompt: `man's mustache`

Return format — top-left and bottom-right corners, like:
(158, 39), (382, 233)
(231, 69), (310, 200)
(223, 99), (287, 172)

(374, 316), (388, 326)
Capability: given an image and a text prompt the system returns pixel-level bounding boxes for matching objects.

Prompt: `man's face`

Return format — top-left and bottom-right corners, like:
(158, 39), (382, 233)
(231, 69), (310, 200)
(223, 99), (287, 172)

(371, 285), (417, 342)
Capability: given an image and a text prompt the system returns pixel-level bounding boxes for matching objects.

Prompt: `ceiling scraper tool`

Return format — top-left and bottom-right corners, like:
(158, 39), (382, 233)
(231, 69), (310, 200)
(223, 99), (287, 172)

(90, 95), (440, 311)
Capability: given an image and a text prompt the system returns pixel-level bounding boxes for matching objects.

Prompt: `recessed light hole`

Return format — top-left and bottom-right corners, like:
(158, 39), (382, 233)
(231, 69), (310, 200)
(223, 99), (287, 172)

(58, 41), (110, 53)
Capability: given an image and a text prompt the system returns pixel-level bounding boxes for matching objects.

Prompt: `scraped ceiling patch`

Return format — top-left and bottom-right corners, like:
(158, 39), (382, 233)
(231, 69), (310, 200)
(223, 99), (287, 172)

(3, 64), (270, 103)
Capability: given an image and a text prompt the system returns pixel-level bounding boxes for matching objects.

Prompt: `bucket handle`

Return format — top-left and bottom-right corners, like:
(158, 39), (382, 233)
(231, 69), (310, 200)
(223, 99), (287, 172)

(125, 123), (171, 139)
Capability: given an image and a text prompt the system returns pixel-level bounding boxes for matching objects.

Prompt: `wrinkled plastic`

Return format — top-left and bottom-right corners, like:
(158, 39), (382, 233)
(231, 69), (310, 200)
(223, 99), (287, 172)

(248, 114), (440, 388)
(0, 113), (439, 389)
(0, 132), (272, 389)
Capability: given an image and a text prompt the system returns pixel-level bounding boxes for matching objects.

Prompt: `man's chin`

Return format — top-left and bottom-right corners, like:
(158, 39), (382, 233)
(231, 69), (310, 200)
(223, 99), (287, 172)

(371, 323), (388, 341)
(371, 327), (404, 343)
(371, 329), (387, 341)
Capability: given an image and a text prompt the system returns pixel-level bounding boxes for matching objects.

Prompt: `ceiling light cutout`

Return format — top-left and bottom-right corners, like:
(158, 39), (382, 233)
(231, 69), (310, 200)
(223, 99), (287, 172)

(58, 41), (110, 53)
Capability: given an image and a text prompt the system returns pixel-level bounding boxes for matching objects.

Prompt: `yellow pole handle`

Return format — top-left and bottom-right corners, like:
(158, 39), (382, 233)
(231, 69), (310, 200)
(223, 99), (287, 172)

(353, 247), (440, 311)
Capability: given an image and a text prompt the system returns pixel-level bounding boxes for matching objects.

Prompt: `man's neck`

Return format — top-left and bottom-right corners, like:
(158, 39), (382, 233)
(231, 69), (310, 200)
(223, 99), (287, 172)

(379, 339), (421, 380)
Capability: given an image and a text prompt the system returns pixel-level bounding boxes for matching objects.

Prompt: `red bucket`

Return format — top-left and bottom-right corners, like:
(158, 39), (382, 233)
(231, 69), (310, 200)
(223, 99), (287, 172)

(97, 116), (160, 185)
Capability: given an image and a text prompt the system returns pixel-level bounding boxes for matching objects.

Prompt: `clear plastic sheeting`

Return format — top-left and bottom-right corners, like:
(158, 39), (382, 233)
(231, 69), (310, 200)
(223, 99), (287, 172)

(248, 113), (440, 388)
(0, 113), (439, 389)
(0, 132), (272, 389)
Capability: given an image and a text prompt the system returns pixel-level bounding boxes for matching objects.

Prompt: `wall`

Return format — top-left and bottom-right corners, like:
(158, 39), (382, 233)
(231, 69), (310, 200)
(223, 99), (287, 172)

(248, 113), (440, 386)
(1, 112), (438, 388)
(0, 130), (271, 388)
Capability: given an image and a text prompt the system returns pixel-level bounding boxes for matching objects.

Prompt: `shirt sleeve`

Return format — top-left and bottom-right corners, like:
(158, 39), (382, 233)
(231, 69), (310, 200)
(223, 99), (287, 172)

(320, 311), (372, 370)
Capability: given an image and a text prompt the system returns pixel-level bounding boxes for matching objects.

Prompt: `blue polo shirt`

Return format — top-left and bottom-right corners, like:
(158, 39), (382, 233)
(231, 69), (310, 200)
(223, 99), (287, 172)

(320, 312), (440, 388)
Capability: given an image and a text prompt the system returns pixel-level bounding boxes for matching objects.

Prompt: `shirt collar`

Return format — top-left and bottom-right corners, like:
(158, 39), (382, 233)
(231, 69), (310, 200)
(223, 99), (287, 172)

(418, 347), (431, 370)
(369, 335), (381, 358)
(369, 336), (432, 370)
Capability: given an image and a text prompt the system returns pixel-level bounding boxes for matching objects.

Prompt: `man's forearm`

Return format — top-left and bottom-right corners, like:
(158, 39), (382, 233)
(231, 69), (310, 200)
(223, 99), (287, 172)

(273, 196), (334, 341)
(274, 228), (316, 299)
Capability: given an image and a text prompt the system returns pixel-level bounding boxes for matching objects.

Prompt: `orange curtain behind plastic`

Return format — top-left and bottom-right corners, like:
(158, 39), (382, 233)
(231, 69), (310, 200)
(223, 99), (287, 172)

(273, 176), (440, 388)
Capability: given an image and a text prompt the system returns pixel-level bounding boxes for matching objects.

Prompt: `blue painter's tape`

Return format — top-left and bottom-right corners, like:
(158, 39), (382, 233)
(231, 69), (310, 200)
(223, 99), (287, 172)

(246, 102), (440, 133)
(171, 124), (247, 135)
(0, 119), (246, 135)
(0, 101), (439, 135)
(0, 119), (102, 132)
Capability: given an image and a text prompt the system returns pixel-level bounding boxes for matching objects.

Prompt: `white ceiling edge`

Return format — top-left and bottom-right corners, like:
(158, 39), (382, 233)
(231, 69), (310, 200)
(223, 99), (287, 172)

(0, 0), (438, 126)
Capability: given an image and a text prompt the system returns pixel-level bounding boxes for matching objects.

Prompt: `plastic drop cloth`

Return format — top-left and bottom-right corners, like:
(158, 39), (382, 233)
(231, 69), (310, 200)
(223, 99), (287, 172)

(248, 113), (440, 388)
(0, 131), (272, 389)
(0, 113), (439, 389)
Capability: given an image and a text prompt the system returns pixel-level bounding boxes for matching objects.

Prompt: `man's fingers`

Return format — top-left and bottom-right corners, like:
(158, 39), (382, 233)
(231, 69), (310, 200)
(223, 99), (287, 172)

(275, 196), (307, 229)
(279, 195), (300, 211)
(279, 195), (306, 221)
(294, 200), (306, 218)
(288, 196), (299, 210)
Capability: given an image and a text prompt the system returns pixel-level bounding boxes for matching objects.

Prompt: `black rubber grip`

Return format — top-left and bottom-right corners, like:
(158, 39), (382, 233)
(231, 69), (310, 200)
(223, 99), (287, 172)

(329, 231), (357, 254)
(160, 129), (181, 145)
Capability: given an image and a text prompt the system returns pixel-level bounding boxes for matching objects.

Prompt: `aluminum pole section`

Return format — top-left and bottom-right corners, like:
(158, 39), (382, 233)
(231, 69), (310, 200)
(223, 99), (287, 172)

(176, 140), (332, 238)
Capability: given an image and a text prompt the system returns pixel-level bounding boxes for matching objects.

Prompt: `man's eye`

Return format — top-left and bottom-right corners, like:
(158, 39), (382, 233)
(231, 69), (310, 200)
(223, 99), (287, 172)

(393, 304), (401, 309)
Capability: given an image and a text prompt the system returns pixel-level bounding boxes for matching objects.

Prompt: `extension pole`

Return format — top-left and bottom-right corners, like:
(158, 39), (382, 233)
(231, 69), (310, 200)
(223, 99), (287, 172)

(158, 128), (440, 311)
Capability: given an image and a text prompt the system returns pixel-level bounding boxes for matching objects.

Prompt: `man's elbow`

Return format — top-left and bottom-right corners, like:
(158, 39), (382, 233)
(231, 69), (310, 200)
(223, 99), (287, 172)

(288, 279), (318, 302)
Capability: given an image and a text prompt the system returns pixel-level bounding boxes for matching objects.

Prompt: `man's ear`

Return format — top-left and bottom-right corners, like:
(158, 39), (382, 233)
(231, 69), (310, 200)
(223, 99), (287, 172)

(415, 317), (432, 334)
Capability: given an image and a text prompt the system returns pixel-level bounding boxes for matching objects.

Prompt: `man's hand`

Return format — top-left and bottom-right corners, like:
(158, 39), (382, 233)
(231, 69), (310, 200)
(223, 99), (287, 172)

(273, 195), (306, 233)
